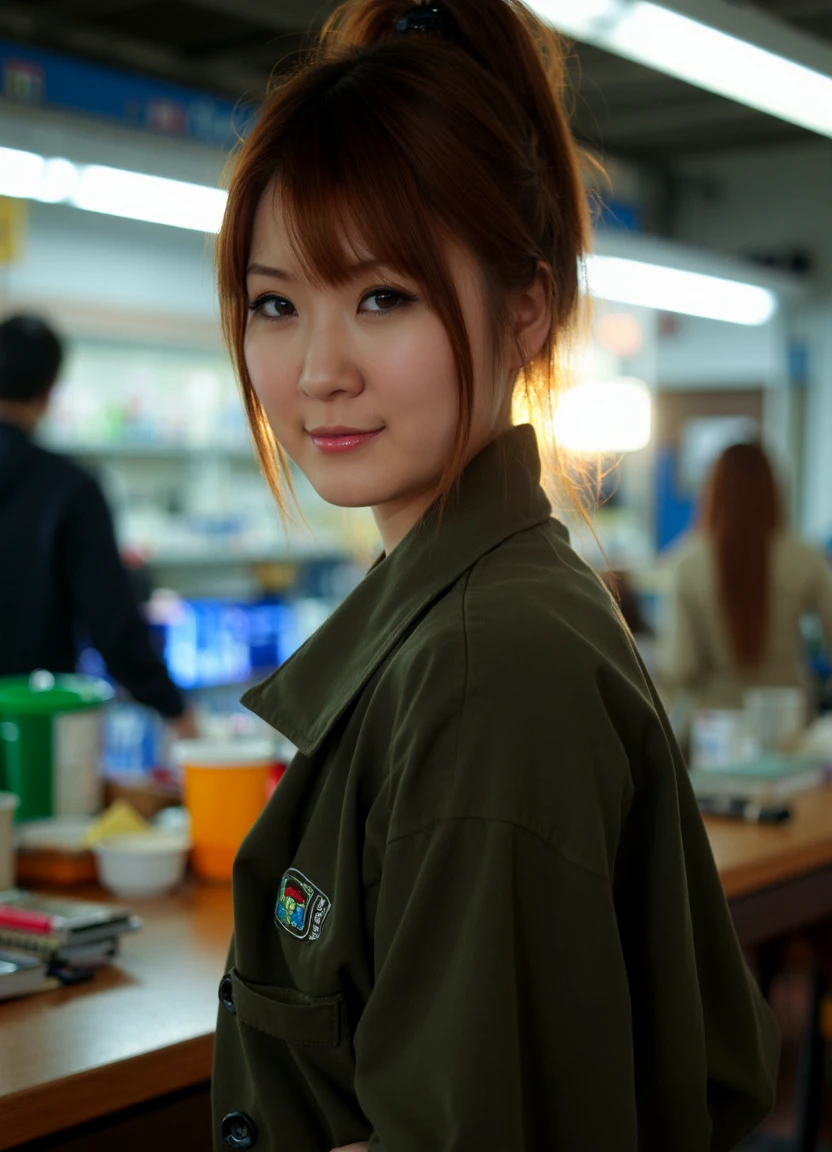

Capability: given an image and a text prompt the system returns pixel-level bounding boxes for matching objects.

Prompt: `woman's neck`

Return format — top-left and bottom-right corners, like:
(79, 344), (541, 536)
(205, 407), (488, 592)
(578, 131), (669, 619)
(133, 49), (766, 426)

(372, 484), (441, 554)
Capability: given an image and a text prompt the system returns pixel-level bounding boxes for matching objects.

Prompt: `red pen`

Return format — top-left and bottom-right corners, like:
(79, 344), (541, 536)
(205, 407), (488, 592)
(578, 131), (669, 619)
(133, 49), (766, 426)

(0, 905), (55, 933)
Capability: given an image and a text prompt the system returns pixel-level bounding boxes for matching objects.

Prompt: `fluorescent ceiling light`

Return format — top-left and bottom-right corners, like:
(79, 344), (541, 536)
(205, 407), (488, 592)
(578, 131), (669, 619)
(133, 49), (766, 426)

(586, 254), (778, 326)
(530, 0), (832, 140)
(0, 145), (226, 233)
(553, 378), (652, 454)
(0, 145), (779, 324)
(0, 146), (44, 199)
(74, 166), (227, 231)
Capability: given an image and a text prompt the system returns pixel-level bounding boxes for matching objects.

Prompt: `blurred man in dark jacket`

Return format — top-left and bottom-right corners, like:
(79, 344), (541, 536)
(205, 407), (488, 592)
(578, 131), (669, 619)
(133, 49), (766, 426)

(0, 313), (194, 734)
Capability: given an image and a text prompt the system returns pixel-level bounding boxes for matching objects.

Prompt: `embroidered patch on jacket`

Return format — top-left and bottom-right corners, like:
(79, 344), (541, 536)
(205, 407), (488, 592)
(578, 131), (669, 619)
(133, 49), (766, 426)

(275, 868), (332, 942)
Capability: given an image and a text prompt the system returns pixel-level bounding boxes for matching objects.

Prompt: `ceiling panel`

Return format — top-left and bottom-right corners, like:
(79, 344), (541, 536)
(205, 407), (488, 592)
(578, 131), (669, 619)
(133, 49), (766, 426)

(752, 0), (832, 38)
(83, 0), (268, 54)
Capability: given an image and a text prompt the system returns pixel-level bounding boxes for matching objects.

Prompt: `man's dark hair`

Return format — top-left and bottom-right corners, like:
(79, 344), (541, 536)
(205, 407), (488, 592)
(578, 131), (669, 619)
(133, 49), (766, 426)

(0, 314), (64, 402)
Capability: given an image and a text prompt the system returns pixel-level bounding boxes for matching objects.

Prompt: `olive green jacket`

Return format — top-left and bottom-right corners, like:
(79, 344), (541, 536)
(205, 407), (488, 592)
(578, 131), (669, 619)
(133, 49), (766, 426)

(213, 425), (779, 1152)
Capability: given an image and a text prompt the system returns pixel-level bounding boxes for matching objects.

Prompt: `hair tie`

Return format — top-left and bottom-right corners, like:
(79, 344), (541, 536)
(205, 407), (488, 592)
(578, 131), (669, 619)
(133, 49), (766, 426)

(394, 3), (461, 41)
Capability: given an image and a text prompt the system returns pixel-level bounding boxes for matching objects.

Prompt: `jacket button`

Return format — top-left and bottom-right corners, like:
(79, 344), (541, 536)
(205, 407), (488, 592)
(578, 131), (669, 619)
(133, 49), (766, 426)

(218, 973), (236, 1014)
(222, 1112), (257, 1149)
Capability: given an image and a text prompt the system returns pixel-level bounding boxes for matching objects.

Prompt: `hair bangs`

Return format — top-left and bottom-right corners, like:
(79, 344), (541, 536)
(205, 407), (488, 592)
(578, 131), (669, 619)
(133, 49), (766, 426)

(273, 84), (454, 302)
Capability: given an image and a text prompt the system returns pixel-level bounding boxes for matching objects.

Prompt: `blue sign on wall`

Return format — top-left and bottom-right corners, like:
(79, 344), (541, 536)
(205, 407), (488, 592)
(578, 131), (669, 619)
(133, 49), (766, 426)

(655, 447), (697, 553)
(0, 40), (254, 148)
(597, 200), (643, 233)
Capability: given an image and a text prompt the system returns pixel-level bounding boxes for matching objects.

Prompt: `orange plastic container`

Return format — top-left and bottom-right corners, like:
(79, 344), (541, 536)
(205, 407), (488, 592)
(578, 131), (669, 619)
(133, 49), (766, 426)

(174, 739), (276, 881)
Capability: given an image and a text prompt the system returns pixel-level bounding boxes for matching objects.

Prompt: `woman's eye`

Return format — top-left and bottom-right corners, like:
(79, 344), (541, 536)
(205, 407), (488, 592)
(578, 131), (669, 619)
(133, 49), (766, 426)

(360, 289), (413, 314)
(249, 294), (296, 320)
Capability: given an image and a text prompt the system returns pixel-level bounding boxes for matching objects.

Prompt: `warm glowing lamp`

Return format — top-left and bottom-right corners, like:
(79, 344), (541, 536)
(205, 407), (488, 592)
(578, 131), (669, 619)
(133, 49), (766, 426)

(552, 378), (652, 454)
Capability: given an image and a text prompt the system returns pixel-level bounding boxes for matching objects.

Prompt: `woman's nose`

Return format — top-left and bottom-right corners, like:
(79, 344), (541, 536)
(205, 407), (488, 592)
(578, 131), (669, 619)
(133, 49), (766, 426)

(299, 324), (364, 401)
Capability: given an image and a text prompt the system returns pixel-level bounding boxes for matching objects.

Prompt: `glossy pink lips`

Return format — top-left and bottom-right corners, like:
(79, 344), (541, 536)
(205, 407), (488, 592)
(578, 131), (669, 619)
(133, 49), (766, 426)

(308, 428), (383, 454)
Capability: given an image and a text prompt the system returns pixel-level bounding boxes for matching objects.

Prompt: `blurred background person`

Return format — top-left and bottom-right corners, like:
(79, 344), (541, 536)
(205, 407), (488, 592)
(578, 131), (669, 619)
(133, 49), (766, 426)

(657, 441), (832, 721)
(0, 313), (196, 737)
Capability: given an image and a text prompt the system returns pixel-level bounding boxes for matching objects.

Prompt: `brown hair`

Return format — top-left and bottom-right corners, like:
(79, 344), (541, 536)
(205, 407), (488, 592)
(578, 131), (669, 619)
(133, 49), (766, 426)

(216, 0), (592, 510)
(701, 442), (783, 670)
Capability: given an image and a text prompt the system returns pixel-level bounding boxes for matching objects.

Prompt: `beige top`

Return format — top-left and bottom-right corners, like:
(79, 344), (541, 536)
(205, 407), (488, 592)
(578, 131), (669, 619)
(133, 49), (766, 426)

(657, 531), (832, 710)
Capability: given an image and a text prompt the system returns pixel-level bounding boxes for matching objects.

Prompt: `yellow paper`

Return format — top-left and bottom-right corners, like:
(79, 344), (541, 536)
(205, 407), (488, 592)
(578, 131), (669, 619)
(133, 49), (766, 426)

(0, 197), (27, 265)
(82, 799), (151, 846)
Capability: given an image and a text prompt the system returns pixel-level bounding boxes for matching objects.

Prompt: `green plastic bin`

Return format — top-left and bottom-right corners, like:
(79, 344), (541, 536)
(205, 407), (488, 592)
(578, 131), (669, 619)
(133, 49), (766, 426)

(0, 673), (114, 822)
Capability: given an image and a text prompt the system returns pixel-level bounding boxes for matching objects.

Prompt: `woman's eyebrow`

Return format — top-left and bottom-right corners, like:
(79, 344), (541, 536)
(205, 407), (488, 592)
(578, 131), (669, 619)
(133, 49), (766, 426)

(246, 258), (393, 281)
(246, 263), (293, 280)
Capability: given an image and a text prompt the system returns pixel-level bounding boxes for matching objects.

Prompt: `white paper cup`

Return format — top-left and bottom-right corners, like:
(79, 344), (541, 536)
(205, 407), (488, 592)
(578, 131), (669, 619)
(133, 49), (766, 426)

(93, 831), (190, 898)
(690, 710), (754, 769)
(744, 687), (807, 753)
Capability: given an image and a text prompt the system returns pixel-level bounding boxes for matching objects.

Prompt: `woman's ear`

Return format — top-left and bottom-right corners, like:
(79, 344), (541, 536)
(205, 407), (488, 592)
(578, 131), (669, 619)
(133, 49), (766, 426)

(507, 262), (552, 372)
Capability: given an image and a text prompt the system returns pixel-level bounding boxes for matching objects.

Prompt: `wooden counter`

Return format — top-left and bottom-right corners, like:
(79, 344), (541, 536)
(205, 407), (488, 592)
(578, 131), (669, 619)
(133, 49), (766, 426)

(705, 784), (832, 901)
(4, 788), (832, 1148)
(0, 881), (233, 1150)
(705, 785), (832, 948)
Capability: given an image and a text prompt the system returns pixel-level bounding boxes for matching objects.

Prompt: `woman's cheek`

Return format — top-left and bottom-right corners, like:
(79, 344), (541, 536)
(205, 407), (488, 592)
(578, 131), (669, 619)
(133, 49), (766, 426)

(246, 341), (294, 420)
(245, 329), (274, 382)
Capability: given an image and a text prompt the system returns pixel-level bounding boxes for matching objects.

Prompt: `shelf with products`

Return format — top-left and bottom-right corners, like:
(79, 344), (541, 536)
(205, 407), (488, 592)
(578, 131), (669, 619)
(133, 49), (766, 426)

(41, 333), (248, 452)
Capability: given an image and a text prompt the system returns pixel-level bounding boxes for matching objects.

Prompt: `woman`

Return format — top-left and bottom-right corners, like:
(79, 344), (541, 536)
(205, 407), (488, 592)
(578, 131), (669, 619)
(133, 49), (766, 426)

(212, 3), (779, 1150)
(659, 441), (832, 715)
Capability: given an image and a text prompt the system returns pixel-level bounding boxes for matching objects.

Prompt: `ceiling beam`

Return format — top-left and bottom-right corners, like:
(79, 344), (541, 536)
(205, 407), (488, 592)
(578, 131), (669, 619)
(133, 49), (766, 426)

(575, 96), (765, 147)
(571, 54), (664, 90)
(756, 0), (832, 19)
(37, 0), (333, 25)
(40, 0), (158, 17)
(193, 33), (305, 71)
(179, 0), (335, 34)
(0, 0), (264, 98)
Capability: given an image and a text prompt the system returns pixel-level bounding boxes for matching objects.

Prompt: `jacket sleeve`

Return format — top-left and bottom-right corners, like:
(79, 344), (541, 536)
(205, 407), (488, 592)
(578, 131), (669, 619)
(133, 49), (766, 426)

(353, 808), (777, 1152)
(60, 476), (185, 719)
(354, 816), (640, 1152)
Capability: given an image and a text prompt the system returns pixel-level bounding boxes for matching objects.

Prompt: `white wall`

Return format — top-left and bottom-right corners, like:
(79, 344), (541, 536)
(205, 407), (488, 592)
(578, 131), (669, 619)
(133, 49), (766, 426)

(799, 303), (832, 541)
(3, 202), (219, 331)
(657, 314), (784, 390)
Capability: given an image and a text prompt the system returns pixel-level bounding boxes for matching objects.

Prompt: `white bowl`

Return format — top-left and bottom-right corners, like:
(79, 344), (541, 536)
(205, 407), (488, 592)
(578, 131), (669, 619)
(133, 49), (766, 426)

(93, 832), (190, 898)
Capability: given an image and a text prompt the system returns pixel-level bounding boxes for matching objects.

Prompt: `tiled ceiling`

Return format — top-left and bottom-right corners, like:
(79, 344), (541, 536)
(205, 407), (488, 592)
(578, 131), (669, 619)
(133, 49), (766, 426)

(1, 0), (831, 158)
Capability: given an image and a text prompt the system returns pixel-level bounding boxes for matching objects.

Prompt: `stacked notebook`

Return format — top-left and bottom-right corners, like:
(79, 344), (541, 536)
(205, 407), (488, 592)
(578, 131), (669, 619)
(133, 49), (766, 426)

(0, 890), (141, 1000)
(0, 949), (58, 1001)
(689, 754), (830, 806)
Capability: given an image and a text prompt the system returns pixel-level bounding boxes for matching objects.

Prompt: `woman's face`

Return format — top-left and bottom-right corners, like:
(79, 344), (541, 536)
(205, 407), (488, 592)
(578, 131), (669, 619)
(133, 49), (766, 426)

(244, 187), (512, 550)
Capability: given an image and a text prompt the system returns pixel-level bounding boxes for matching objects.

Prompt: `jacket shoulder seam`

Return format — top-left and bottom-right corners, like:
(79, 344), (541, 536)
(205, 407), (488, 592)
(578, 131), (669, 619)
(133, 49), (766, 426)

(386, 814), (610, 883)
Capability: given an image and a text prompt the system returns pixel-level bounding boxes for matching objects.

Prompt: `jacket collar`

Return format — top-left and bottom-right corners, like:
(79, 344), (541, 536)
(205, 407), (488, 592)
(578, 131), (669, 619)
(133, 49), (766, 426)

(242, 423), (552, 755)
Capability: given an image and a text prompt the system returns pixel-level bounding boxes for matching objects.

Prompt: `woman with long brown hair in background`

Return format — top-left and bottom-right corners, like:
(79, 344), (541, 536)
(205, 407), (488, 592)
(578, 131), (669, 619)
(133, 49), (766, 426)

(660, 441), (832, 714)
(210, 2), (779, 1149)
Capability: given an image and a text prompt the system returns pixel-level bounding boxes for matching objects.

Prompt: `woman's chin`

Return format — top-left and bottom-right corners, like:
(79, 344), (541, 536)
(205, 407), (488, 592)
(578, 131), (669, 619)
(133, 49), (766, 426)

(307, 476), (384, 510)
